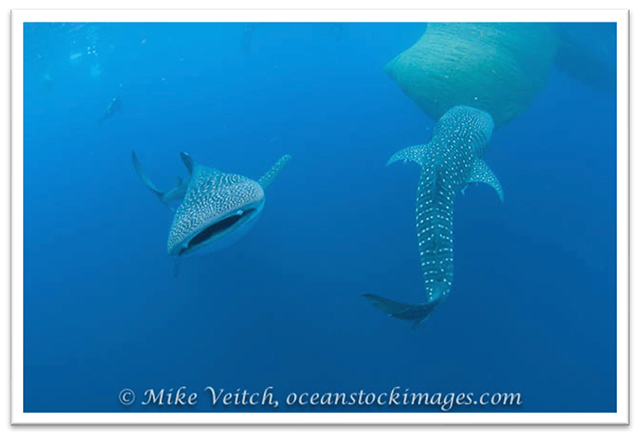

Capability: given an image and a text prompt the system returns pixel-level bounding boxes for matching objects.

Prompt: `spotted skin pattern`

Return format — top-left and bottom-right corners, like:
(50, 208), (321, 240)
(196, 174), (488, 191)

(365, 106), (502, 328)
(163, 154), (291, 257)
(167, 164), (264, 255)
(259, 155), (292, 189)
(413, 106), (495, 302)
(132, 151), (291, 258)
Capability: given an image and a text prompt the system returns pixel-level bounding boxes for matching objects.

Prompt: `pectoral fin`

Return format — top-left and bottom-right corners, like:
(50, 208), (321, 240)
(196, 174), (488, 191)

(259, 154), (292, 189)
(387, 144), (430, 167)
(467, 159), (504, 203)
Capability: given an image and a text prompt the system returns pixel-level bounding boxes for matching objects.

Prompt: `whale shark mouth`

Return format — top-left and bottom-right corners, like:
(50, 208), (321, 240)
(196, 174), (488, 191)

(179, 208), (258, 255)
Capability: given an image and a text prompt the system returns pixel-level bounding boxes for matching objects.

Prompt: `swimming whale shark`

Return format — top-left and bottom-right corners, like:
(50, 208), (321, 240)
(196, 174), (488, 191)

(364, 106), (503, 329)
(168, 153), (291, 256)
(132, 151), (291, 257)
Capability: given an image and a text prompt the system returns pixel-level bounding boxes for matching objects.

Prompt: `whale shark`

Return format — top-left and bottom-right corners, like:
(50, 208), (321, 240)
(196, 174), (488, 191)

(167, 153), (291, 256)
(132, 151), (291, 257)
(364, 106), (503, 329)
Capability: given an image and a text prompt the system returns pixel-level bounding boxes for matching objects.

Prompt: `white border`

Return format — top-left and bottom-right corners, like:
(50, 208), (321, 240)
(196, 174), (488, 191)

(10, 9), (629, 425)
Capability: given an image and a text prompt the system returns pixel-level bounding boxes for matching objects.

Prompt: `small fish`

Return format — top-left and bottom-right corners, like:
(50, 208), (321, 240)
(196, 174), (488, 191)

(332, 23), (344, 42)
(242, 23), (255, 53)
(97, 95), (121, 124)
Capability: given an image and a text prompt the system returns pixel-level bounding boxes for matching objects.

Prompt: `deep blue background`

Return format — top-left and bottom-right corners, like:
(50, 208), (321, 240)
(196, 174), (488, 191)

(23, 22), (617, 413)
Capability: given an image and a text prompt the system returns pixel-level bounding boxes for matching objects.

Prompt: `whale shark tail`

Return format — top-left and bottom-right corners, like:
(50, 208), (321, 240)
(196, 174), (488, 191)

(131, 151), (166, 202)
(363, 293), (442, 330)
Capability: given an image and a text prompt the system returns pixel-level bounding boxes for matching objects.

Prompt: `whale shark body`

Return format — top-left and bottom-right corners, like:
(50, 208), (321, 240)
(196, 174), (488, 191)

(132, 151), (291, 257)
(364, 106), (503, 329)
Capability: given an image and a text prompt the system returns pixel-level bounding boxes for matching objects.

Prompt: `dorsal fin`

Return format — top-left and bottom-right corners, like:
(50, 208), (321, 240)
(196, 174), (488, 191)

(180, 152), (195, 175)
(259, 155), (292, 189)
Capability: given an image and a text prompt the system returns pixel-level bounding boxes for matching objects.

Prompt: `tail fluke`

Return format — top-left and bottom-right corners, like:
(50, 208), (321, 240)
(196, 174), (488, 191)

(259, 155), (292, 189)
(131, 151), (166, 201)
(363, 293), (442, 330)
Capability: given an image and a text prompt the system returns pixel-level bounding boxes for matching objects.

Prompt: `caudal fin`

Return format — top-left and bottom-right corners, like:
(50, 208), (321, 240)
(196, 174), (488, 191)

(363, 293), (441, 330)
(131, 151), (165, 201)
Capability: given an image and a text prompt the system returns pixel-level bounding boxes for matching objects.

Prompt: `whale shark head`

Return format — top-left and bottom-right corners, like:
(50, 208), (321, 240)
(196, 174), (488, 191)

(167, 154), (265, 257)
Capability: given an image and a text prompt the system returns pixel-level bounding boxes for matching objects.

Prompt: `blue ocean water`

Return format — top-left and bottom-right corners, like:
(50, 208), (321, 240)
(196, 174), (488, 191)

(23, 22), (617, 413)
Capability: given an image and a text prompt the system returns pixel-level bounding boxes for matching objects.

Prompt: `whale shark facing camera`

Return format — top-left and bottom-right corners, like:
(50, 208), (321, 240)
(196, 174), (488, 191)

(132, 151), (291, 257)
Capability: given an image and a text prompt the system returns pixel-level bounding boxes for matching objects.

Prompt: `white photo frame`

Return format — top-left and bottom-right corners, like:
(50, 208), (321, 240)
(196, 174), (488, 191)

(11, 9), (629, 425)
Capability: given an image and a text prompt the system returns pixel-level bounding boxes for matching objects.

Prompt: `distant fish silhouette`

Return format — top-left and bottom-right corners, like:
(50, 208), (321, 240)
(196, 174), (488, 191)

(242, 24), (255, 53)
(332, 23), (344, 43)
(41, 73), (53, 93)
(97, 95), (121, 124)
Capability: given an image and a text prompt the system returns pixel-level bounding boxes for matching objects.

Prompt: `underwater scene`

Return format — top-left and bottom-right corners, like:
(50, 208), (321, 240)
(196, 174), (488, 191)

(23, 22), (617, 413)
